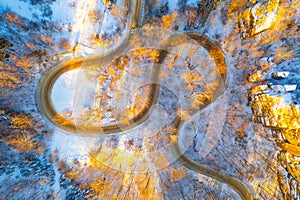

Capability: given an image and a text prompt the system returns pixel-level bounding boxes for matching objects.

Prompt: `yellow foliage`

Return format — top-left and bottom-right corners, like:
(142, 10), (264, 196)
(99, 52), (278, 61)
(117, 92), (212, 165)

(65, 170), (80, 179)
(134, 174), (158, 199)
(107, 67), (116, 76)
(275, 47), (294, 62)
(119, 110), (133, 126)
(88, 151), (106, 169)
(152, 152), (169, 170)
(41, 35), (53, 44)
(103, 0), (112, 8)
(88, 10), (101, 24)
(165, 126), (177, 135)
(0, 71), (21, 88)
(250, 50), (265, 58)
(6, 133), (37, 152)
(0, 61), (22, 89)
(283, 129), (300, 146)
(248, 71), (262, 83)
(228, 0), (248, 16)
(185, 84), (196, 92)
(129, 48), (160, 63)
(90, 179), (113, 198)
(95, 147), (141, 172)
(88, 34), (111, 47)
(258, 31), (281, 45)
(16, 60), (30, 68)
(65, 59), (83, 71)
(279, 142), (300, 157)
(177, 108), (191, 121)
(283, 153), (300, 183)
(132, 95), (151, 110)
(162, 13), (177, 28)
(98, 74), (107, 83)
(181, 71), (202, 84)
(2, 112), (45, 153)
(250, 93), (300, 129)
(53, 111), (75, 126)
(169, 168), (187, 182)
(169, 135), (178, 143)
(167, 56), (176, 68)
(11, 113), (33, 129)
(190, 91), (211, 108)
(6, 12), (24, 27)
(131, 21), (137, 29)
(58, 39), (72, 52)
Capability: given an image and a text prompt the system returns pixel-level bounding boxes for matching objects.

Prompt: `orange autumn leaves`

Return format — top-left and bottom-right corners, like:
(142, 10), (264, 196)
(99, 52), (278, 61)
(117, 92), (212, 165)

(53, 111), (75, 126)
(62, 149), (188, 200)
(169, 167), (187, 182)
(53, 44), (221, 129)
(0, 58), (37, 91)
(162, 13), (177, 28)
(89, 179), (114, 199)
(250, 93), (300, 129)
(1, 111), (45, 154)
(5, 12), (27, 30)
(0, 36), (73, 92)
(53, 49), (160, 129)
(10, 113), (33, 129)
(0, 61), (22, 89)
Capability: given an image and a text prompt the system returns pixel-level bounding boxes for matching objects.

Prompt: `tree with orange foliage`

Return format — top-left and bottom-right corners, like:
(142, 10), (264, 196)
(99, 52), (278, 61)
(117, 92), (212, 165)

(0, 111), (45, 153)
(0, 61), (21, 90)
(53, 111), (75, 126)
(162, 13), (177, 28)
(169, 167), (187, 182)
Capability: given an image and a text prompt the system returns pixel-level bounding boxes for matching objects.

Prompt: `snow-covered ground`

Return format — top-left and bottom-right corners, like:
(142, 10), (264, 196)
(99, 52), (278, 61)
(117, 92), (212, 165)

(0, 0), (300, 199)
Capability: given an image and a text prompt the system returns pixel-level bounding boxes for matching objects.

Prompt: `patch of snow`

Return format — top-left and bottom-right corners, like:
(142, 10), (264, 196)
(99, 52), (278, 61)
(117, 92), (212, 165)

(0, 0), (42, 21)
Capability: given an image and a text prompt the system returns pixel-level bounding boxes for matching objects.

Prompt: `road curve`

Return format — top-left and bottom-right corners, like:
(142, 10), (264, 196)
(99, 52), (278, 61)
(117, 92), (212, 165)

(36, 0), (255, 198)
(172, 117), (254, 200)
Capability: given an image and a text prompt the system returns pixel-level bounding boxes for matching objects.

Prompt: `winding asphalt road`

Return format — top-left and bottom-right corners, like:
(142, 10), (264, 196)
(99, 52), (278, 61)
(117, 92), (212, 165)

(36, 0), (255, 199)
